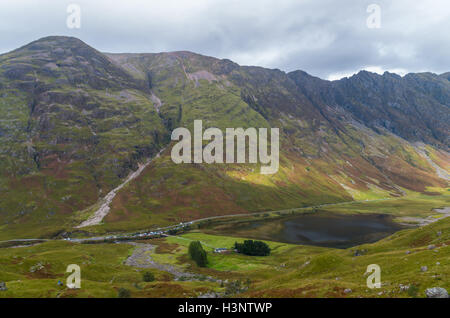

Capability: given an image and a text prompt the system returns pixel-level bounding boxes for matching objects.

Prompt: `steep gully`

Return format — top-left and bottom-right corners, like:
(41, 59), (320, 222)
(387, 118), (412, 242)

(76, 147), (166, 228)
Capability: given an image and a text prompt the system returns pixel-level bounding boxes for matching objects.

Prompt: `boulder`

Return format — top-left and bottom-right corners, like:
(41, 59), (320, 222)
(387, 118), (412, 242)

(425, 287), (448, 298)
(344, 288), (352, 294)
(420, 266), (428, 272)
(0, 282), (7, 291)
(353, 249), (367, 256)
(399, 284), (410, 292)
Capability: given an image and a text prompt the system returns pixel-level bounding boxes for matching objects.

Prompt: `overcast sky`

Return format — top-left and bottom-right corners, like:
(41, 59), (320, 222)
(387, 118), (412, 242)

(0, 0), (449, 80)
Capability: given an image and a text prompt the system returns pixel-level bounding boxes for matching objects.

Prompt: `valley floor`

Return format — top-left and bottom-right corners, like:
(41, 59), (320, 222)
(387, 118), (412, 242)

(0, 194), (448, 298)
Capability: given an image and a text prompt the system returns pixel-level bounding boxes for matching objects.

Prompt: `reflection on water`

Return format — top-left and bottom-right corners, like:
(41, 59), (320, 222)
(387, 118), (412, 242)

(209, 212), (405, 249)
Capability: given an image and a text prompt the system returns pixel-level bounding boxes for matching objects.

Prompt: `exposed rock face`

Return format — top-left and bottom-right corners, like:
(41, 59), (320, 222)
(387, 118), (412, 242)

(425, 287), (449, 298)
(289, 70), (450, 150)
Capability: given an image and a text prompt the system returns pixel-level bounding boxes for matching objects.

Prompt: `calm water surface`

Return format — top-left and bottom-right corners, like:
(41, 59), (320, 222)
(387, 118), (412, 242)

(214, 212), (405, 248)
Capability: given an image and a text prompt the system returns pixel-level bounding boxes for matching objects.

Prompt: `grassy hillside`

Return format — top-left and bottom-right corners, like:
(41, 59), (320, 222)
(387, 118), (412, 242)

(91, 48), (449, 233)
(0, 36), (448, 240)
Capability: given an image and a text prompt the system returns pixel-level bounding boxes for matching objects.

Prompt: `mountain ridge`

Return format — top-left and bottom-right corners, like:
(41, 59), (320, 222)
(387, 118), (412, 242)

(4, 36), (449, 82)
(0, 36), (448, 239)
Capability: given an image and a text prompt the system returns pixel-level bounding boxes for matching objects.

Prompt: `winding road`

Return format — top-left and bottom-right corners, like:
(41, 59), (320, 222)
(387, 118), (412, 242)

(0, 198), (395, 246)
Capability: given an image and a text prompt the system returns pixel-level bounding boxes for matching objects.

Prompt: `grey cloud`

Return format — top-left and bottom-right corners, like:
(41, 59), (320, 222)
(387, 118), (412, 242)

(0, 0), (449, 79)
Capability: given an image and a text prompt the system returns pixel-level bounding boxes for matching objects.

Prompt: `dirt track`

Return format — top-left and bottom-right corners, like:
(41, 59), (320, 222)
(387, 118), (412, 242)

(124, 242), (200, 280)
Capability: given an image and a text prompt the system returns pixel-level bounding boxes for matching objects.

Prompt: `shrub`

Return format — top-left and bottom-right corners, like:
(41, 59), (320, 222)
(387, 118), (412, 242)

(225, 280), (246, 296)
(188, 241), (208, 267)
(408, 285), (419, 298)
(142, 271), (155, 282)
(234, 240), (271, 256)
(118, 288), (131, 298)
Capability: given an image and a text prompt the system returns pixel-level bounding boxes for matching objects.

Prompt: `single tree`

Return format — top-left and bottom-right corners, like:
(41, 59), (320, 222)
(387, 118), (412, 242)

(188, 241), (208, 267)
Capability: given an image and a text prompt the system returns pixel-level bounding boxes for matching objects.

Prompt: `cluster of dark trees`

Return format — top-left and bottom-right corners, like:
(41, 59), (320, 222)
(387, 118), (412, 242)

(188, 241), (208, 267)
(234, 240), (271, 256)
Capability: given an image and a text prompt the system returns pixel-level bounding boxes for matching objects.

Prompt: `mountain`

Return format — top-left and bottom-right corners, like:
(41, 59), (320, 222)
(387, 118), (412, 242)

(0, 36), (448, 239)
(289, 70), (449, 148)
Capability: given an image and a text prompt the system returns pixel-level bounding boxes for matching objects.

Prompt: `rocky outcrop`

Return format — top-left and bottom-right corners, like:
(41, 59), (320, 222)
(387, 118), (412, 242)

(0, 282), (7, 291)
(425, 287), (449, 298)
